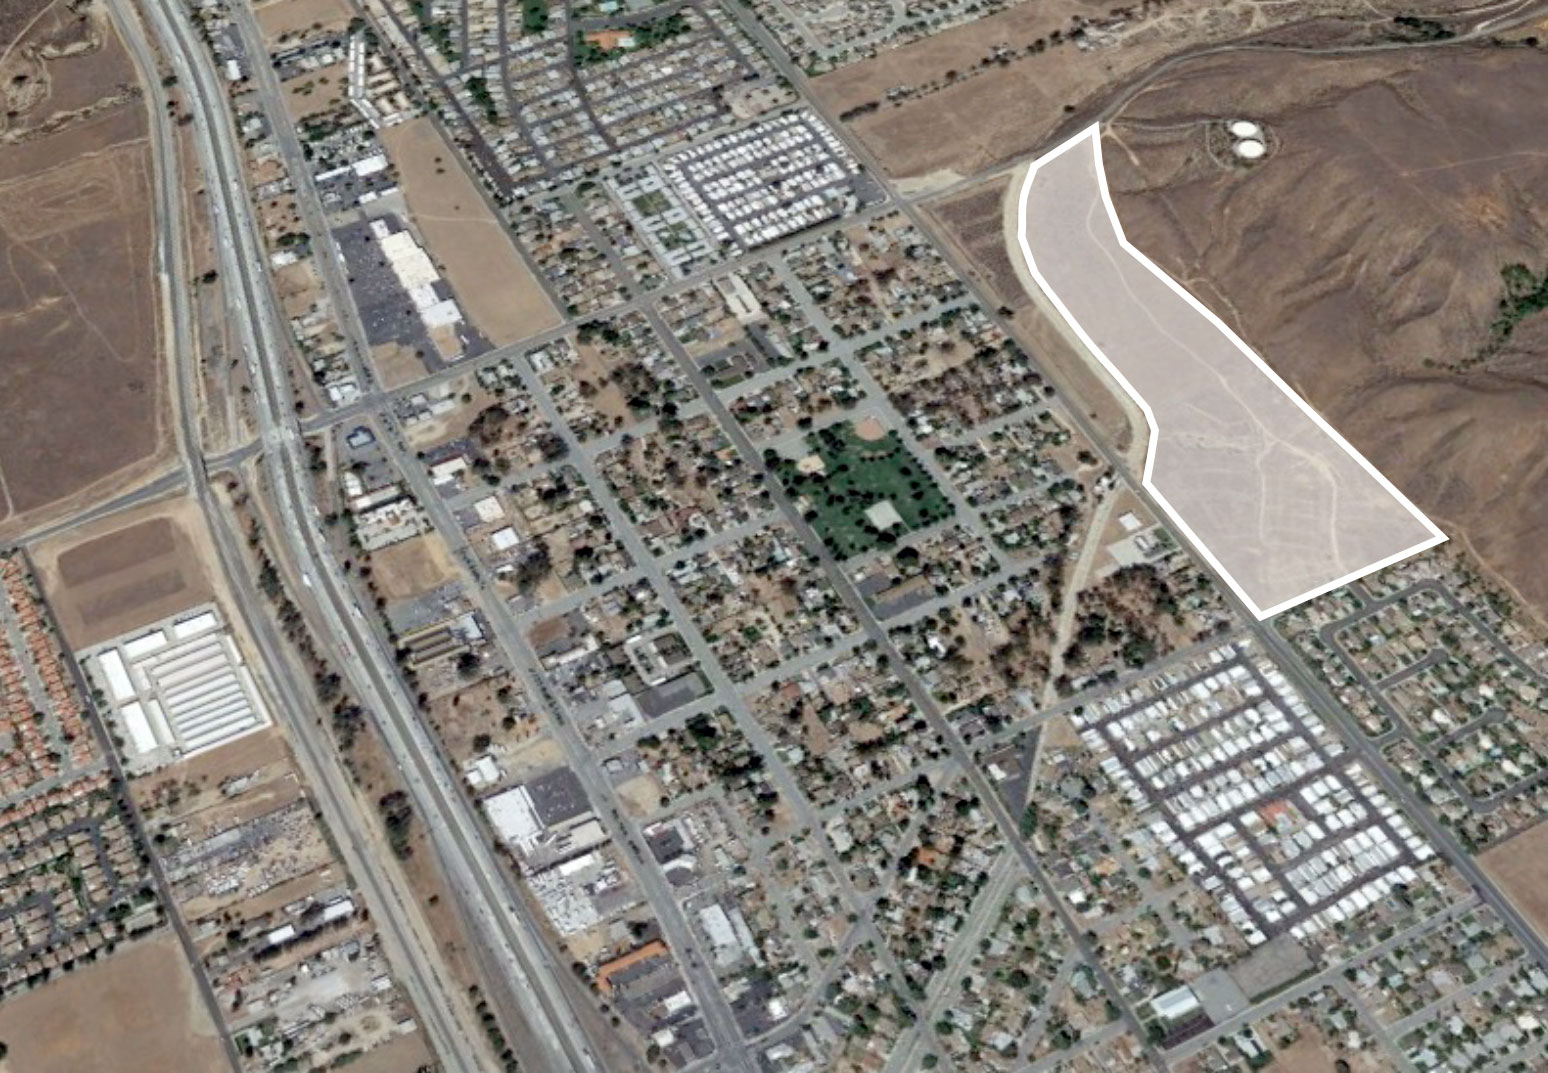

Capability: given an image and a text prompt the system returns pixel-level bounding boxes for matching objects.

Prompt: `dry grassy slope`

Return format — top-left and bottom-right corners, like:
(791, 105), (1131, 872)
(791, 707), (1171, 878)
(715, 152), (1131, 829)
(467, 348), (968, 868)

(1103, 45), (1548, 613)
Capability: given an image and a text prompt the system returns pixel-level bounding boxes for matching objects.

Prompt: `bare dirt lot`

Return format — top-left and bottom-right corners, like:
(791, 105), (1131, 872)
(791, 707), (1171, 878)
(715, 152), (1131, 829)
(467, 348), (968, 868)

(379, 117), (559, 347)
(254, 0), (355, 46)
(0, 933), (226, 1073)
(32, 498), (215, 649)
(1103, 44), (1548, 618)
(281, 60), (348, 122)
(0, 2), (166, 527)
(369, 532), (460, 601)
(816, 0), (1517, 181)
(342, 1032), (435, 1073)
(1480, 819), (1548, 941)
(1268, 1026), (1384, 1073)
(372, 340), (431, 390)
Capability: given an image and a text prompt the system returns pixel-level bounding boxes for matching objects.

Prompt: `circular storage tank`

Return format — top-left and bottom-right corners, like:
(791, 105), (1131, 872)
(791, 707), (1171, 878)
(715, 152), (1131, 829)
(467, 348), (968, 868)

(1233, 138), (1266, 161)
(1229, 119), (1262, 139)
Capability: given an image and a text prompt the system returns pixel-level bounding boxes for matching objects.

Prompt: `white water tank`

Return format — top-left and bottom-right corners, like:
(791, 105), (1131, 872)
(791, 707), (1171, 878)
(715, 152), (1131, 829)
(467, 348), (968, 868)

(1233, 138), (1266, 161)
(1228, 119), (1262, 139)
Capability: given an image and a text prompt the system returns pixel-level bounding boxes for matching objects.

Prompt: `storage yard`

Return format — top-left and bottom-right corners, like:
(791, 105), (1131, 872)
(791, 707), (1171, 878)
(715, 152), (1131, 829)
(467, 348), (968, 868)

(128, 724), (432, 1072)
(83, 605), (273, 772)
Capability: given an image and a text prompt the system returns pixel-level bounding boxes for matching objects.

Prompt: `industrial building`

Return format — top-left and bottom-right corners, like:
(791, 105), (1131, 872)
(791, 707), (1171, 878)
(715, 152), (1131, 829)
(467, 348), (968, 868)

(84, 605), (273, 772)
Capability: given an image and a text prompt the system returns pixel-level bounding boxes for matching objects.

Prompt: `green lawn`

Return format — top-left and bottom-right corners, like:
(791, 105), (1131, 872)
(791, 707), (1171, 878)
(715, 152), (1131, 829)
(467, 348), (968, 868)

(772, 422), (953, 558)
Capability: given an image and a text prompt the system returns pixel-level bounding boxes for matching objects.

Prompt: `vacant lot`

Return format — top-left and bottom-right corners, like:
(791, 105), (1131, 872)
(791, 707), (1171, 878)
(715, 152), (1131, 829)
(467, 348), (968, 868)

(380, 117), (559, 347)
(0, 933), (226, 1073)
(1106, 45), (1548, 618)
(0, 3), (164, 529)
(254, 0), (355, 46)
(344, 1032), (435, 1073)
(370, 532), (460, 601)
(1481, 820), (1548, 941)
(33, 499), (215, 648)
(281, 60), (348, 122)
(776, 420), (952, 557)
(813, 0), (1243, 180)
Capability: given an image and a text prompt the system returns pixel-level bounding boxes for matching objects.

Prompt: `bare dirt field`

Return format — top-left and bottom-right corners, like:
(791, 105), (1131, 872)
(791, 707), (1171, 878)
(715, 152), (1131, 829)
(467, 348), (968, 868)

(254, 0), (355, 46)
(1104, 44), (1548, 617)
(816, 0), (1515, 181)
(0, 933), (225, 1073)
(31, 498), (216, 649)
(372, 340), (431, 390)
(281, 61), (348, 123)
(0, 2), (167, 528)
(369, 532), (460, 601)
(1268, 1027), (1383, 1073)
(379, 117), (559, 347)
(1480, 820), (1548, 941)
(342, 1032), (435, 1073)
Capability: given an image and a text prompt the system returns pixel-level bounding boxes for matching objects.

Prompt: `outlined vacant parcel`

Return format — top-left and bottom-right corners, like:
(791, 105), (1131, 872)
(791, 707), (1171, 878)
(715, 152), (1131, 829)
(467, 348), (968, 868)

(1015, 125), (1444, 618)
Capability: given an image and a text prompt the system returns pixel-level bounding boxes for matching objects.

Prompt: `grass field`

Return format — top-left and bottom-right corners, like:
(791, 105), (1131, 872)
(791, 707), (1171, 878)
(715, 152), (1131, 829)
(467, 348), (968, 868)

(773, 421), (952, 558)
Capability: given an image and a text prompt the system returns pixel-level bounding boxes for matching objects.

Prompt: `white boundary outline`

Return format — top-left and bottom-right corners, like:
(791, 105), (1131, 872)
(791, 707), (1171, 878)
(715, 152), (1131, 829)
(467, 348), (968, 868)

(1015, 124), (1446, 620)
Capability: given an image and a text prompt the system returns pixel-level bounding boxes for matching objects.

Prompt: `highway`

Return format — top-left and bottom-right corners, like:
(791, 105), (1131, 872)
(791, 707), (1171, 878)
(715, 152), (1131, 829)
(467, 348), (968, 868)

(102, 0), (496, 1069)
(111, 1), (608, 1071)
(220, 2), (751, 1065)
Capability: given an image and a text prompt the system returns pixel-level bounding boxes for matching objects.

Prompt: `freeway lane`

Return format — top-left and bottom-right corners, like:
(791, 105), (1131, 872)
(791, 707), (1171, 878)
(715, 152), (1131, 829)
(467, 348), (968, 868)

(133, 1), (607, 1070)
(103, 0), (493, 1069)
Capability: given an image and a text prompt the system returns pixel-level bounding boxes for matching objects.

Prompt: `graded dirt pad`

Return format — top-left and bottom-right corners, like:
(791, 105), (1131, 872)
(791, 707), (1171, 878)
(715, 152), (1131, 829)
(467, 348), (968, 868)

(379, 117), (560, 347)
(1103, 45), (1548, 617)
(1021, 127), (1441, 615)
(0, 933), (225, 1073)
(32, 499), (216, 649)
(254, 0), (356, 46)
(369, 532), (460, 601)
(342, 1032), (435, 1073)
(1480, 820), (1548, 941)
(0, 4), (164, 526)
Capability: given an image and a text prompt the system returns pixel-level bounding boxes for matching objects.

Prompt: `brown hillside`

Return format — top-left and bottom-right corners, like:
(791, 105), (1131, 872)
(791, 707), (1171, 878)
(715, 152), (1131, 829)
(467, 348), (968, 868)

(1101, 45), (1548, 616)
